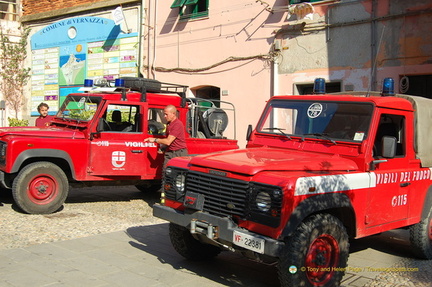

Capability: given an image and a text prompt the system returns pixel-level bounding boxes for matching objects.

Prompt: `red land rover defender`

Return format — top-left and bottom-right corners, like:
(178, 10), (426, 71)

(0, 78), (238, 214)
(153, 79), (432, 286)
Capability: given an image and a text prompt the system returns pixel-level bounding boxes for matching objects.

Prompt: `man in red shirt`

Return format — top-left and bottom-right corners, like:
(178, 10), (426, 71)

(35, 102), (54, 127)
(145, 105), (188, 167)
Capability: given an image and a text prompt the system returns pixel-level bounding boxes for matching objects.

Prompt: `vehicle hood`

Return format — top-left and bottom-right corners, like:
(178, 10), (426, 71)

(0, 126), (86, 139)
(189, 147), (359, 175)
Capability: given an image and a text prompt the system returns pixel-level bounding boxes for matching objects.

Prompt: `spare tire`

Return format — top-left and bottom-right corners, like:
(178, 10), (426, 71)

(120, 77), (162, 92)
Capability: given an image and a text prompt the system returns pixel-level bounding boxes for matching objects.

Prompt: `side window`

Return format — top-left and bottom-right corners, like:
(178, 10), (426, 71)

(374, 114), (405, 157)
(102, 105), (139, 132)
(148, 108), (167, 135)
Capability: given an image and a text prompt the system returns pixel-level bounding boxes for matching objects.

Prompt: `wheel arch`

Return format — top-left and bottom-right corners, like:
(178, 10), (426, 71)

(12, 149), (75, 179)
(281, 193), (356, 239)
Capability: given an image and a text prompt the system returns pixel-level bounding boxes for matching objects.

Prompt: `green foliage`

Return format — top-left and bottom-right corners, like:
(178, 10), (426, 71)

(0, 25), (31, 119)
(8, 117), (29, 127)
(69, 109), (95, 120)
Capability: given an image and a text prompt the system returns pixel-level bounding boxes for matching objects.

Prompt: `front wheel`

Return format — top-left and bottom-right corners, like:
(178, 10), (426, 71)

(278, 214), (349, 287)
(409, 206), (432, 259)
(12, 162), (69, 214)
(169, 223), (221, 261)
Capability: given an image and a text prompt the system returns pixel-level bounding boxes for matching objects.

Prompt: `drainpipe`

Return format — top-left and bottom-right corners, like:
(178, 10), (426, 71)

(370, 0), (378, 91)
(151, 0), (158, 79)
(138, 0), (145, 77)
(146, 0), (152, 78)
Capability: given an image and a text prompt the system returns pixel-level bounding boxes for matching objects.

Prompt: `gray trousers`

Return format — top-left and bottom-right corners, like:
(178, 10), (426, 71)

(163, 148), (188, 168)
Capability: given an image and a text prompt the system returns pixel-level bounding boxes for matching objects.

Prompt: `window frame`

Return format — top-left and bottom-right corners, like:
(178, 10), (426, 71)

(170, 0), (209, 20)
(0, 0), (19, 21)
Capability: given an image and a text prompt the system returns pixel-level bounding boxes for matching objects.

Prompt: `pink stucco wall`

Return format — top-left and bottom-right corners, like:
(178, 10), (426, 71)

(143, 0), (432, 147)
(144, 1), (288, 147)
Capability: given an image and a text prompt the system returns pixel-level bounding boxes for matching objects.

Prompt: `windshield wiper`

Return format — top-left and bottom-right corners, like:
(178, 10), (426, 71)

(302, 133), (337, 145)
(263, 127), (292, 140)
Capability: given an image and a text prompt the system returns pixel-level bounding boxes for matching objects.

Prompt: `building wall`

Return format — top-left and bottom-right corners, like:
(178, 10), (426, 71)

(144, 0), (288, 146)
(21, 0), (141, 125)
(276, 0), (432, 97)
(17, 0), (432, 146)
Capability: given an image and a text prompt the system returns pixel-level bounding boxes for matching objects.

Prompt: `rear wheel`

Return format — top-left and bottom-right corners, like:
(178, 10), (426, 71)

(12, 162), (69, 214)
(169, 223), (221, 261)
(278, 214), (349, 287)
(410, 206), (432, 259)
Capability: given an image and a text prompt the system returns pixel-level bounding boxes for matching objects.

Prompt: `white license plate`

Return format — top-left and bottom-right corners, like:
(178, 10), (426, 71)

(233, 231), (265, 254)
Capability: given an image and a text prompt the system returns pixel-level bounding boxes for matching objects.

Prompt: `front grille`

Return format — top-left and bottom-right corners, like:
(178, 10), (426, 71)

(164, 168), (282, 227)
(186, 170), (249, 218)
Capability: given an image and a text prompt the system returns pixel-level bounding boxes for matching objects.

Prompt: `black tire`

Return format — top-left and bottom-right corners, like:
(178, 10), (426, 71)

(12, 162), (69, 214)
(169, 223), (221, 261)
(409, 206), (432, 259)
(278, 214), (349, 287)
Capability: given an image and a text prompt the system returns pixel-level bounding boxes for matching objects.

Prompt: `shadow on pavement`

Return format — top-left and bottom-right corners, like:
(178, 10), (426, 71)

(126, 223), (280, 287)
(349, 229), (415, 259)
(65, 185), (160, 206)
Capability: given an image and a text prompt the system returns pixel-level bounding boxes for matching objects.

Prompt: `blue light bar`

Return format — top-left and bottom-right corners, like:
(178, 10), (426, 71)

(115, 78), (125, 88)
(84, 79), (93, 87)
(382, 78), (395, 97)
(313, 78), (326, 94)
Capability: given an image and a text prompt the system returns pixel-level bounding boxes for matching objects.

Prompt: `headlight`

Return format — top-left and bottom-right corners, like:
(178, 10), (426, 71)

(175, 173), (186, 192)
(250, 183), (283, 227)
(256, 192), (271, 212)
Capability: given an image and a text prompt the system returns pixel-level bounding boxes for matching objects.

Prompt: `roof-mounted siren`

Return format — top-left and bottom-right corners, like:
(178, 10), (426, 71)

(313, 78), (326, 94)
(381, 78), (395, 97)
(115, 78), (125, 88)
(84, 79), (94, 87)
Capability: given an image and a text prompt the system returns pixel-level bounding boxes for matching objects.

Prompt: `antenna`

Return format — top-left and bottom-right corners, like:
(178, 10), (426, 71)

(366, 25), (386, 97)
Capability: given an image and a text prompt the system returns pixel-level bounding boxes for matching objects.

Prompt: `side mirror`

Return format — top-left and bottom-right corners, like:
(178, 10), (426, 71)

(246, 124), (253, 141)
(381, 136), (396, 158)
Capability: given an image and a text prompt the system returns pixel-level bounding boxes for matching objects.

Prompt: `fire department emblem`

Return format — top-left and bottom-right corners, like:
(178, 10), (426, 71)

(307, 103), (323, 118)
(112, 151), (126, 168)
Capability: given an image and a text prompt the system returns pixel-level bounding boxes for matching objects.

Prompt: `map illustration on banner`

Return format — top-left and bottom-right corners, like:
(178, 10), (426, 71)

(30, 17), (138, 116)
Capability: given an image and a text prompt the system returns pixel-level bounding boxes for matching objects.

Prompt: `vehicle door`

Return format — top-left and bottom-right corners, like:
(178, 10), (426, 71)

(89, 103), (150, 177)
(366, 112), (411, 227)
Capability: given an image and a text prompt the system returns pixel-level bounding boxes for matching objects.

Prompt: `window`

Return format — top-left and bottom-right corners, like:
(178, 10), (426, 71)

(0, 0), (18, 21)
(295, 81), (341, 95)
(170, 0), (209, 20)
(147, 108), (167, 136)
(402, 75), (432, 99)
(102, 105), (140, 132)
(374, 114), (405, 157)
(258, 100), (373, 142)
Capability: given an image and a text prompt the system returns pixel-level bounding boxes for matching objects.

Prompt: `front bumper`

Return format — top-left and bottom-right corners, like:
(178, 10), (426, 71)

(153, 204), (284, 257)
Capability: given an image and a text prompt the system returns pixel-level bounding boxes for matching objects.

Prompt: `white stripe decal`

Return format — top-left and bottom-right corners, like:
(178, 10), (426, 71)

(295, 173), (375, 196)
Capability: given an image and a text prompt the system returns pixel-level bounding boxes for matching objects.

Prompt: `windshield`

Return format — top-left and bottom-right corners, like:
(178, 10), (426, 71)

(56, 95), (101, 121)
(258, 100), (374, 142)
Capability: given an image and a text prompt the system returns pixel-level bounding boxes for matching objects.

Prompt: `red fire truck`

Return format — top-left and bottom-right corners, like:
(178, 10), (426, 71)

(0, 78), (238, 214)
(153, 79), (432, 286)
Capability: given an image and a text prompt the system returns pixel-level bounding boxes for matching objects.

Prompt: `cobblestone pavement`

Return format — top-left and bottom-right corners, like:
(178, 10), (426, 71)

(0, 185), (431, 286)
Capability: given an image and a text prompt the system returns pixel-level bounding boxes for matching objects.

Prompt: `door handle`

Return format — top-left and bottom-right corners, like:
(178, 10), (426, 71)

(131, 150), (143, 153)
(400, 182), (411, 187)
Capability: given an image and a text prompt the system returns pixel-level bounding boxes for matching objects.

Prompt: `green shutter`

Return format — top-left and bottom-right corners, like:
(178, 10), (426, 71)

(171, 0), (186, 8)
(184, 0), (199, 5)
